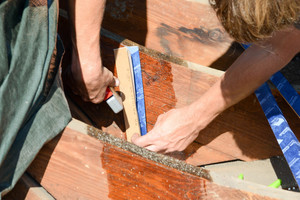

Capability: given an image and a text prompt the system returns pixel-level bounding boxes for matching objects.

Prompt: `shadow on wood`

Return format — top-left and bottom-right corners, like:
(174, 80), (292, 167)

(57, 0), (300, 167)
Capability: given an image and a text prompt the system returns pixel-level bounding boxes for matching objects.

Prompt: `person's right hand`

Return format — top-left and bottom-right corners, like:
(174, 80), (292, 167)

(66, 49), (119, 104)
(131, 105), (209, 153)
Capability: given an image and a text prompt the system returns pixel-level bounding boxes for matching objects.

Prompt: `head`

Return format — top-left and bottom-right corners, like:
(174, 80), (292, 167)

(210, 0), (300, 43)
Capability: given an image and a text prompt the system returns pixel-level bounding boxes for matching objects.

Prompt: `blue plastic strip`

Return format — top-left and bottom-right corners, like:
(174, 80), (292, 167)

(241, 43), (251, 49)
(270, 72), (300, 117)
(126, 46), (148, 136)
(255, 83), (300, 186)
(242, 43), (300, 187)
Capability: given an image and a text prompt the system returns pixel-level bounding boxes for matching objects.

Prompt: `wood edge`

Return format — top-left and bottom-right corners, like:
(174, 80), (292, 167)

(101, 28), (188, 67)
(101, 29), (300, 93)
(209, 171), (300, 200)
(60, 9), (300, 93)
(4, 173), (55, 200)
(187, 61), (224, 77)
(101, 28), (227, 77)
(66, 119), (300, 199)
(66, 119), (211, 180)
(67, 118), (90, 135)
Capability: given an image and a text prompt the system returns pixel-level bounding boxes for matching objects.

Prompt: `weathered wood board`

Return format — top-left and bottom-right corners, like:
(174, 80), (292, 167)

(23, 121), (300, 200)
(61, 32), (300, 166)
(57, 1), (299, 166)
(101, 0), (244, 70)
(59, 0), (244, 71)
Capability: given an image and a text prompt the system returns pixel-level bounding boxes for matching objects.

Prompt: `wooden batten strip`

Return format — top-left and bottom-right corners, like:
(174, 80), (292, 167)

(114, 47), (141, 141)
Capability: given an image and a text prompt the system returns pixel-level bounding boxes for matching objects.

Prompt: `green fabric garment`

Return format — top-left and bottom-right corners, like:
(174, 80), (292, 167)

(0, 0), (71, 196)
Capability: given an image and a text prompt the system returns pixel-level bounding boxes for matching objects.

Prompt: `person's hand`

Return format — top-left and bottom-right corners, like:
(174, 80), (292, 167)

(132, 105), (207, 153)
(66, 0), (113, 103)
(66, 49), (119, 104)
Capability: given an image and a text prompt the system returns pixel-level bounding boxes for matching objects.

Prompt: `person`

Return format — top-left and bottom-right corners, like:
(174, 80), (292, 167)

(0, 0), (298, 196)
(67, 0), (300, 153)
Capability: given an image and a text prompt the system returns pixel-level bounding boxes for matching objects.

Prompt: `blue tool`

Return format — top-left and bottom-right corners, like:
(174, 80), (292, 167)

(242, 44), (300, 188)
(126, 46), (148, 136)
(270, 72), (300, 117)
(255, 83), (300, 187)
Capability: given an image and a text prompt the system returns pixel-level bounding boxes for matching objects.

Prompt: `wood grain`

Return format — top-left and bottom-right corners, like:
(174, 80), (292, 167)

(59, 0), (243, 70)
(138, 46), (300, 165)
(102, 0), (244, 70)
(60, 32), (300, 166)
(57, 8), (299, 165)
(26, 126), (285, 200)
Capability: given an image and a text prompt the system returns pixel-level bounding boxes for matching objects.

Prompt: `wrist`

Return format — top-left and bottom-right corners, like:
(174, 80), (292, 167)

(188, 80), (228, 130)
(72, 38), (101, 60)
(71, 43), (102, 67)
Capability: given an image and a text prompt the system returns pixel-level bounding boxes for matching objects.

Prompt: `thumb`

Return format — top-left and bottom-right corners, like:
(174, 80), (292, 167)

(131, 133), (140, 144)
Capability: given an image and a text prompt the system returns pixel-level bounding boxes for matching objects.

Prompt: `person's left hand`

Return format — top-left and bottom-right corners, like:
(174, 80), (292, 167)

(131, 105), (205, 153)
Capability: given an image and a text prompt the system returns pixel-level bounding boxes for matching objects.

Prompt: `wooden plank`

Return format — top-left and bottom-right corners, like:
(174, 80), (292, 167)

(3, 173), (54, 200)
(101, 0), (244, 70)
(114, 47), (141, 141)
(60, 32), (300, 166)
(57, 9), (299, 165)
(59, 0), (243, 71)
(25, 121), (300, 200)
(137, 45), (300, 165)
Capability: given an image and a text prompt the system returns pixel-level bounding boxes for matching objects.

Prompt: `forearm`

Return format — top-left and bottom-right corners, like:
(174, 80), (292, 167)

(191, 27), (300, 127)
(65, 0), (118, 103)
(219, 45), (288, 108)
(67, 0), (106, 62)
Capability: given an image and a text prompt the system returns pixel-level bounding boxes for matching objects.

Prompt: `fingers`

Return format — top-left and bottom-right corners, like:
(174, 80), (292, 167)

(102, 67), (119, 87)
(145, 145), (162, 152)
(131, 132), (165, 153)
(89, 67), (119, 103)
(91, 76), (119, 103)
(67, 62), (120, 104)
(131, 133), (151, 147)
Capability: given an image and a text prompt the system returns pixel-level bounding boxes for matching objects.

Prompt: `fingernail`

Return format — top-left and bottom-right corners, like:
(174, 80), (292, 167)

(114, 77), (120, 87)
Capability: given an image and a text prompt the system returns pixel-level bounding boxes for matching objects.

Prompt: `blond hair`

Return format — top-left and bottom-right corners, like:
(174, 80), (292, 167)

(210, 0), (300, 43)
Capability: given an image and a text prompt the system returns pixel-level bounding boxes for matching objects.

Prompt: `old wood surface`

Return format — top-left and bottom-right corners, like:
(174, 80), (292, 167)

(57, 1), (299, 165)
(59, 0), (244, 71)
(101, 0), (244, 70)
(61, 31), (300, 166)
(25, 123), (293, 200)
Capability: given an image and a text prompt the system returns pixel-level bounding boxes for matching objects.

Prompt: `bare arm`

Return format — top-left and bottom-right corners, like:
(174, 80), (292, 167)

(195, 26), (300, 121)
(67, 0), (119, 103)
(132, 26), (300, 153)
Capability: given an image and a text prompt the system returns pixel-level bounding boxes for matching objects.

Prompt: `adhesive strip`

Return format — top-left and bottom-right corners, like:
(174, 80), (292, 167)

(126, 46), (148, 136)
